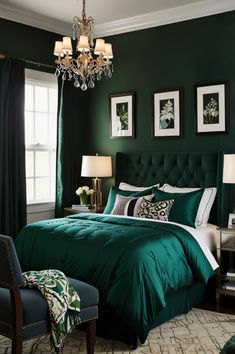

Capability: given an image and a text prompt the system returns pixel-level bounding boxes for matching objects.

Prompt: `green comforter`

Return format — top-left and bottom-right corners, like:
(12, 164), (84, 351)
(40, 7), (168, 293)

(15, 214), (214, 343)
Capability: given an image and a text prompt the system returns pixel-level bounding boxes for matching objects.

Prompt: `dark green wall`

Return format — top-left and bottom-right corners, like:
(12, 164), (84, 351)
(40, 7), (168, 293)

(0, 18), (59, 69)
(87, 11), (235, 203)
(89, 11), (235, 155)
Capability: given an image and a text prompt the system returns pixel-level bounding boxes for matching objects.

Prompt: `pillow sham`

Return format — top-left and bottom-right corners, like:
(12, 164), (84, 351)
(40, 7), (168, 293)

(154, 189), (204, 228)
(104, 186), (157, 214)
(119, 182), (160, 191)
(111, 194), (153, 216)
(161, 184), (217, 226)
(136, 198), (174, 221)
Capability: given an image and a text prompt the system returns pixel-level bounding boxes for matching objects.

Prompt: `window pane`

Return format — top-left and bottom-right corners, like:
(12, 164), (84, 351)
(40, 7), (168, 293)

(26, 151), (34, 177)
(35, 113), (48, 145)
(25, 84), (34, 111)
(35, 151), (49, 177)
(35, 178), (49, 201)
(26, 178), (34, 202)
(49, 114), (57, 147)
(35, 86), (48, 112)
(25, 71), (58, 205)
(49, 88), (57, 113)
(25, 111), (34, 145)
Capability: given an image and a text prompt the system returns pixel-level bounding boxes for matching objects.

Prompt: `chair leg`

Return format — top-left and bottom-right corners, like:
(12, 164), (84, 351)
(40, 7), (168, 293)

(86, 319), (96, 354)
(11, 288), (23, 354)
(12, 335), (23, 354)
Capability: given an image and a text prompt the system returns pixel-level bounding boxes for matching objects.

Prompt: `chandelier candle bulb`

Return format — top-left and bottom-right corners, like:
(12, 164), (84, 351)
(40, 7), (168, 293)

(54, 41), (64, 57)
(77, 35), (90, 52)
(104, 43), (113, 59)
(62, 37), (73, 55)
(53, 0), (114, 90)
(94, 39), (106, 55)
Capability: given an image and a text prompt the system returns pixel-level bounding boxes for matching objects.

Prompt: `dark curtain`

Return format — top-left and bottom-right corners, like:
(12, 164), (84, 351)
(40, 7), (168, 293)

(55, 79), (85, 217)
(0, 57), (26, 237)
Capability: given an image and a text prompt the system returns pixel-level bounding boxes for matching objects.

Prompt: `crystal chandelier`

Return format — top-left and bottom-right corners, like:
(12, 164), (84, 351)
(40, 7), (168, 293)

(53, 0), (114, 90)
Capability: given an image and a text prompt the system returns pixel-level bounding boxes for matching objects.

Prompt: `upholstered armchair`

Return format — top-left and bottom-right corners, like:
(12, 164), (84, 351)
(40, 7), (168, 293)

(0, 234), (99, 354)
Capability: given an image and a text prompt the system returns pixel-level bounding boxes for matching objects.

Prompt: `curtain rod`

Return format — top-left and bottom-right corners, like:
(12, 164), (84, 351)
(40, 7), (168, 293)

(0, 53), (55, 70)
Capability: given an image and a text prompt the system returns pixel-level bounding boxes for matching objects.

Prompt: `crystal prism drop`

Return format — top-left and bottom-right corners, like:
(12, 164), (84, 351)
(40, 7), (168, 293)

(62, 72), (66, 81)
(55, 68), (60, 77)
(81, 82), (87, 91)
(74, 79), (80, 88)
(97, 73), (101, 81)
(88, 80), (95, 88)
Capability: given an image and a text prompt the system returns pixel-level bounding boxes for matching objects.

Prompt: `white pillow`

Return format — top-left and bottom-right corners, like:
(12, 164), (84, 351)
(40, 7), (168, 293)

(119, 182), (159, 191)
(161, 183), (217, 227)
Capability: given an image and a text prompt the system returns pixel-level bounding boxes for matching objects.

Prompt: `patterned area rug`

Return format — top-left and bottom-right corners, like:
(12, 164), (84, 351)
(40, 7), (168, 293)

(0, 308), (235, 354)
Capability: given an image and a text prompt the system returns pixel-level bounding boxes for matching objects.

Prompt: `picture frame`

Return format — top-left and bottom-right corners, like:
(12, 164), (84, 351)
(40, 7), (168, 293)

(109, 92), (135, 139)
(195, 82), (228, 134)
(153, 88), (182, 138)
(228, 213), (235, 227)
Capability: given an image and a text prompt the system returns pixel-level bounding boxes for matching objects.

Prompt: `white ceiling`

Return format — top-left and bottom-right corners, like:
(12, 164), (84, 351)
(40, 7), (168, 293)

(0, 0), (235, 37)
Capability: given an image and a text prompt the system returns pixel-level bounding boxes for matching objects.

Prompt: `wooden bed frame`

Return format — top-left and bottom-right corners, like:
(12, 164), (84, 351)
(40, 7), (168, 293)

(95, 151), (227, 348)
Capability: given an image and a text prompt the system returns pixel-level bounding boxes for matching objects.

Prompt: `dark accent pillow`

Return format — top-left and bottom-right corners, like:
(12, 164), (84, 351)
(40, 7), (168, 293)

(111, 194), (153, 216)
(154, 189), (204, 227)
(136, 198), (174, 221)
(104, 186), (157, 214)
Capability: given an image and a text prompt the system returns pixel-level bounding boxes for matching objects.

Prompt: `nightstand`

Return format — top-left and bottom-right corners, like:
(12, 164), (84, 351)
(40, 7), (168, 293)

(216, 226), (235, 305)
(64, 207), (103, 216)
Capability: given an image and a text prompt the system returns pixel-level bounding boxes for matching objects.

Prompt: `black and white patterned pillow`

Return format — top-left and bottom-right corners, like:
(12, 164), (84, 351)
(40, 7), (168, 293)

(111, 194), (153, 216)
(137, 198), (174, 221)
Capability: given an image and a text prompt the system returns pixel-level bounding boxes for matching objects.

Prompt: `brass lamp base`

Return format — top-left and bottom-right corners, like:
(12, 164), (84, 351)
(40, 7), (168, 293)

(91, 178), (102, 211)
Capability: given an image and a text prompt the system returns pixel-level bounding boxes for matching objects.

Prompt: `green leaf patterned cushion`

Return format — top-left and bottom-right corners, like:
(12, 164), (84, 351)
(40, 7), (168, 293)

(154, 189), (204, 227)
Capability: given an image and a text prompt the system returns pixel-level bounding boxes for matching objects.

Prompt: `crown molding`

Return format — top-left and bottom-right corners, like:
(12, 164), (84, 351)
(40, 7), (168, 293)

(95, 0), (235, 37)
(0, 4), (71, 36)
(0, 0), (235, 38)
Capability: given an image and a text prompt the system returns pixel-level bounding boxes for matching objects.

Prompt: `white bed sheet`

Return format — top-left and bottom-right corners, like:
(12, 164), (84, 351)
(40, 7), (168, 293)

(99, 213), (219, 271)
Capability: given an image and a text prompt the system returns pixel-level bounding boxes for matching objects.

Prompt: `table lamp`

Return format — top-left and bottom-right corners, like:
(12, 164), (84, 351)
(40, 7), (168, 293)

(81, 154), (112, 211)
(223, 154), (235, 222)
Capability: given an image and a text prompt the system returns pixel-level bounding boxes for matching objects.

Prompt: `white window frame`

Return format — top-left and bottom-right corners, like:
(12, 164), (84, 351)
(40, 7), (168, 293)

(25, 69), (58, 214)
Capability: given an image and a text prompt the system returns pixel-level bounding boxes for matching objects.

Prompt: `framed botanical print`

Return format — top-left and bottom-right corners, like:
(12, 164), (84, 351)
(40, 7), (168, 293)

(153, 88), (182, 138)
(109, 92), (135, 139)
(195, 82), (228, 134)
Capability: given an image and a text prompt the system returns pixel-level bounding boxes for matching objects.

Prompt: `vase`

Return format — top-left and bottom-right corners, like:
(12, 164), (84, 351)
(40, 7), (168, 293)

(80, 194), (88, 205)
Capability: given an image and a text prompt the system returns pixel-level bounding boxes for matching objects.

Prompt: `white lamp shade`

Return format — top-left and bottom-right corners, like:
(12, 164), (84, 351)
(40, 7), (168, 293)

(54, 41), (64, 56)
(104, 43), (113, 59)
(81, 155), (112, 177)
(62, 37), (72, 54)
(77, 35), (90, 52)
(94, 39), (105, 55)
(223, 154), (235, 183)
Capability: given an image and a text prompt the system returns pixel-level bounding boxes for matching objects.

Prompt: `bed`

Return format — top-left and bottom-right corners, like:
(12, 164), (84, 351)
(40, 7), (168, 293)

(15, 151), (226, 348)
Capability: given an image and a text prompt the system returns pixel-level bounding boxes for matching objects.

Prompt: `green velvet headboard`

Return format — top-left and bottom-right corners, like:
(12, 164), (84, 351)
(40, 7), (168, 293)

(115, 151), (227, 225)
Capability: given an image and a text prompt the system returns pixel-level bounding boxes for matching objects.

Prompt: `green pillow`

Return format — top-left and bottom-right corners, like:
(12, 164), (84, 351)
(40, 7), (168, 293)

(104, 186), (156, 214)
(154, 189), (204, 228)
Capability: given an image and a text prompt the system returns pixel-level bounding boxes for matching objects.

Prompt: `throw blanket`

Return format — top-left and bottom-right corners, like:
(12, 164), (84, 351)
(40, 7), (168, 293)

(22, 269), (81, 352)
(16, 214), (215, 343)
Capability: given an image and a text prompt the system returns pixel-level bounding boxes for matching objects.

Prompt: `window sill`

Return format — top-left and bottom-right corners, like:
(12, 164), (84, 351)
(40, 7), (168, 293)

(27, 202), (55, 214)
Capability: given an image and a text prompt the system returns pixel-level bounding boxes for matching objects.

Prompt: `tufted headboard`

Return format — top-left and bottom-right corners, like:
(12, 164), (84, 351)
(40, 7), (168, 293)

(115, 151), (226, 225)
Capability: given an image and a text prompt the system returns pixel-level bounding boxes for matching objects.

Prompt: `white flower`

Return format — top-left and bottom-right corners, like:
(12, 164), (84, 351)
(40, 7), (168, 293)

(75, 186), (94, 196)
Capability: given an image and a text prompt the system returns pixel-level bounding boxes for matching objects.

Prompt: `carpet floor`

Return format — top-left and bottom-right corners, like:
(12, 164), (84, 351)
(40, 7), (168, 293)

(0, 308), (235, 354)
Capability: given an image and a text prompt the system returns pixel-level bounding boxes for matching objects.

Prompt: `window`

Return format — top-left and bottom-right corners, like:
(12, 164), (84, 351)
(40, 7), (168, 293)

(25, 69), (58, 205)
